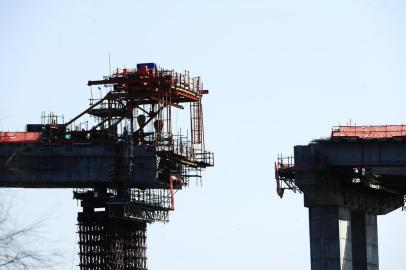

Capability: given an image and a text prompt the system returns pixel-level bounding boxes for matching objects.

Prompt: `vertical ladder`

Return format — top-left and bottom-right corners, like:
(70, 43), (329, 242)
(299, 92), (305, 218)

(190, 101), (203, 144)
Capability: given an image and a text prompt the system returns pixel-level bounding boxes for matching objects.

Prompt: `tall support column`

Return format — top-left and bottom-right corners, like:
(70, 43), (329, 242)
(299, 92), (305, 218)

(76, 191), (148, 270)
(351, 212), (379, 270)
(309, 206), (353, 270)
(77, 218), (147, 270)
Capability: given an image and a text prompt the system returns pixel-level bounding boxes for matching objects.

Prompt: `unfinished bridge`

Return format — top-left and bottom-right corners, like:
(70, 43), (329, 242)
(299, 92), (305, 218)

(276, 125), (406, 270)
(0, 63), (213, 269)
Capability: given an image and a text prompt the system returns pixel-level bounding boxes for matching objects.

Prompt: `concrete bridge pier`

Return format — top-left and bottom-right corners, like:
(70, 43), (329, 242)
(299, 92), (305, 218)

(309, 206), (379, 270)
(351, 212), (379, 270)
(276, 135), (406, 270)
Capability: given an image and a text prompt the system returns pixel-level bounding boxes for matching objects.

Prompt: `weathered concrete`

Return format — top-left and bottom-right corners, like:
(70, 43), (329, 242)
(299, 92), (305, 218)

(309, 206), (353, 270)
(309, 207), (380, 270)
(351, 212), (379, 270)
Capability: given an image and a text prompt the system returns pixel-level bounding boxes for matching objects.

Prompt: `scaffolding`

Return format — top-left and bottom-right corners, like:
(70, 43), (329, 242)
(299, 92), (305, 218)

(274, 155), (300, 198)
(68, 63), (213, 269)
(78, 218), (147, 270)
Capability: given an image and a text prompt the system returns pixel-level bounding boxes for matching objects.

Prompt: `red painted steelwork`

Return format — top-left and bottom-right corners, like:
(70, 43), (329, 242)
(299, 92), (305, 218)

(275, 162), (284, 198)
(87, 67), (203, 103)
(0, 132), (41, 143)
(331, 125), (406, 139)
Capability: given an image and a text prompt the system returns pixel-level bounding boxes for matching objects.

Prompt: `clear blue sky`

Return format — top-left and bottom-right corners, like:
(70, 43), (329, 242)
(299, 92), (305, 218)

(1, 0), (406, 269)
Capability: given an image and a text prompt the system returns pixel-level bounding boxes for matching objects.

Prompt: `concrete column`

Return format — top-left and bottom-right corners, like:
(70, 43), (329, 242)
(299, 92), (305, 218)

(351, 212), (379, 270)
(309, 206), (353, 270)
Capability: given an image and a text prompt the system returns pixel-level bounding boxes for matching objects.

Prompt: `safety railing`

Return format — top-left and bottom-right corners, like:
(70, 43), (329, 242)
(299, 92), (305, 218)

(129, 188), (173, 210)
(195, 151), (214, 167)
(109, 67), (203, 94)
(157, 68), (203, 93)
(275, 155), (300, 198)
(331, 125), (406, 139)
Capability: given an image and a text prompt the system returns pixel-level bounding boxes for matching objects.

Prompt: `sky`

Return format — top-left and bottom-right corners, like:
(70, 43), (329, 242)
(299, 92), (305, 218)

(1, 0), (406, 269)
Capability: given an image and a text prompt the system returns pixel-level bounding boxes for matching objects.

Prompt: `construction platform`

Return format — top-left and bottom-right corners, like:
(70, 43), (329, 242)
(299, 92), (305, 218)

(0, 63), (213, 269)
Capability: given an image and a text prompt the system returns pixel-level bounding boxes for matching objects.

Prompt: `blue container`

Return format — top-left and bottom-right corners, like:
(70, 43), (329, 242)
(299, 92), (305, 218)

(137, 63), (157, 70)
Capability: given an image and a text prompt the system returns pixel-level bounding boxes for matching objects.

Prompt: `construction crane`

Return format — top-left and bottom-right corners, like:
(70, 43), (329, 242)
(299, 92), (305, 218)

(0, 63), (214, 269)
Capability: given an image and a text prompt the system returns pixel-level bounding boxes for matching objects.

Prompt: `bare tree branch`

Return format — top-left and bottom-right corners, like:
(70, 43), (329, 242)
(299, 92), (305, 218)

(0, 193), (61, 270)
